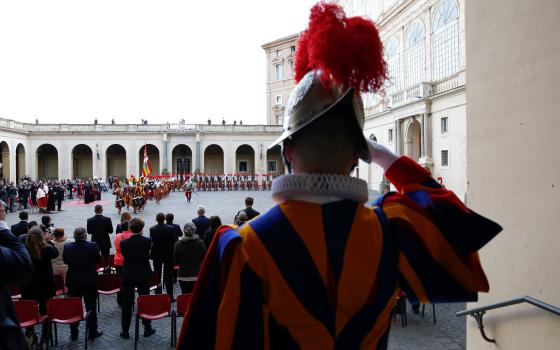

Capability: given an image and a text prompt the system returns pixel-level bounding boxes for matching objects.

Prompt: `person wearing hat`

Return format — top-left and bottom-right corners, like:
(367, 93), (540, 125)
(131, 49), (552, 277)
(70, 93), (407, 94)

(177, 3), (502, 349)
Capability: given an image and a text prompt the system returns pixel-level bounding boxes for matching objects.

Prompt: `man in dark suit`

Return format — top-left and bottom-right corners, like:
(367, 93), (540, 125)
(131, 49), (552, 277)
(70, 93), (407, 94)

(10, 210), (29, 237)
(165, 213), (182, 240)
(0, 205), (34, 349)
(192, 205), (210, 237)
(63, 227), (103, 341)
(234, 197), (261, 224)
(55, 182), (64, 211)
(150, 213), (177, 299)
(86, 204), (113, 270)
(120, 217), (156, 339)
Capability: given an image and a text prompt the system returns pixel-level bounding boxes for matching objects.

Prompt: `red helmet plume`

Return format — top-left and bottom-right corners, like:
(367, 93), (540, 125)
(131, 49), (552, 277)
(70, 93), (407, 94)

(295, 2), (386, 93)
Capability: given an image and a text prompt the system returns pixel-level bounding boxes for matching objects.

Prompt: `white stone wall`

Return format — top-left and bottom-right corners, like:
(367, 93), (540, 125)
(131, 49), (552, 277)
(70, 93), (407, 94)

(0, 122), (283, 182)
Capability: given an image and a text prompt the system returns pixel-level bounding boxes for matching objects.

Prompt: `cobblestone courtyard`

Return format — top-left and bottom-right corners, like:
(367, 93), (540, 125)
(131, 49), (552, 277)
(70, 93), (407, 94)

(6, 190), (467, 349)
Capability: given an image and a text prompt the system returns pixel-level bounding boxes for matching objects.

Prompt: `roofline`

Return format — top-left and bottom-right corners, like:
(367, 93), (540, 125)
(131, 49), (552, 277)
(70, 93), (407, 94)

(261, 33), (300, 50)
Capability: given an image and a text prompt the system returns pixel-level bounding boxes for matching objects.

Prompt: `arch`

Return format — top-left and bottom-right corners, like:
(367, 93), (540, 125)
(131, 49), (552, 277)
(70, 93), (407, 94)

(0, 142), (9, 180)
(172, 144), (193, 175)
(204, 144), (224, 173)
(72, 144), (93, 179)
(106, 144), (127, 179)
(404, 19), (426, 87)
(384, 37), (401, 93)
(36, 144), (58, 179)
(404, 119), (422, 162)
(432, 0), (459, 80)
(235, 144), (255, 175)
(139, 144), (160, 176)
(266, 145), (284, 176)
(16, 143), (25, 180)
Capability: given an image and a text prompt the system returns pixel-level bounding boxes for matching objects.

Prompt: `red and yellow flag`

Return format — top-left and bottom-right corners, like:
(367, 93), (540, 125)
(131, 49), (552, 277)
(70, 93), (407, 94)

(142, 144), (152, 177)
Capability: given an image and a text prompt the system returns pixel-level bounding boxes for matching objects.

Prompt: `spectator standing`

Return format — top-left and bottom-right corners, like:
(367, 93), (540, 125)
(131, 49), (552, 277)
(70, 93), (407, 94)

(55, 182), (64, 211)
(236, 211), (248, 226)
(149, 213), (177, 299)
(20, 227), (58, 337)
(47, 186), (56, 213)
(120, 218), (156, 339)
(86, 204), (113, 271)
(116, 212), (132, 234)
(11, 211), (29, 237)
(7, 183), (17, 213)
(192, 205), (210, 238)
(0, 204), (34, 349)
(113, 220), (132, 306)
(41, 215), (53, 234)
(63, 227), (103, 341)
(165, 213), (182, 240)
(174, 222), (206, 294)
(203, 215), (222, 249)
(235, 197), (260, 223)
(51, 228), (69, 280)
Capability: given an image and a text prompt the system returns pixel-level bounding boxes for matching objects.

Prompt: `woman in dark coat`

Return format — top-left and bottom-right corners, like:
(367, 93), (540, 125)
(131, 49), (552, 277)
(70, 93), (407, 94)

(21, 227), (58, 335)
(174, 222), (206, 294)
(203, 215), (222, 249)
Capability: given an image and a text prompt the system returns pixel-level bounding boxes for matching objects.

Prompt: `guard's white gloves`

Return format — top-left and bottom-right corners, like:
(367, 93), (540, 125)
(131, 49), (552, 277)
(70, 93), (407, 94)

(367, 139), (399, 171)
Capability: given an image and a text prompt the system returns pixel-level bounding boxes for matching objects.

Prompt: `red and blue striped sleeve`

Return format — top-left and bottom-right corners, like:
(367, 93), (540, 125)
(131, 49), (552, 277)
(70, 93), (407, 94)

(377, 156), (502, 304)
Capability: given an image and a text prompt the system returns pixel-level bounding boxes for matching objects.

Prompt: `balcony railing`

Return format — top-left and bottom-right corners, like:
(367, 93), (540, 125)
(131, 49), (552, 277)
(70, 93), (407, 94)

(456, 295), (560, 343)
(367, 70), (467, 116)
(0, 118), (282, 134)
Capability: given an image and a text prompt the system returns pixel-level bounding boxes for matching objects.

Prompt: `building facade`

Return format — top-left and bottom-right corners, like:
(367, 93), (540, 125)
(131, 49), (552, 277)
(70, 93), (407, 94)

(262, 34), (299, 126)
(0, 119), (284, 181)
(336, 0), (467, 198)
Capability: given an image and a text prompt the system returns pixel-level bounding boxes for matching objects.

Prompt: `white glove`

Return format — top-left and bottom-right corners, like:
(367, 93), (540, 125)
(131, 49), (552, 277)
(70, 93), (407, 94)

(367, 139), (399, 170)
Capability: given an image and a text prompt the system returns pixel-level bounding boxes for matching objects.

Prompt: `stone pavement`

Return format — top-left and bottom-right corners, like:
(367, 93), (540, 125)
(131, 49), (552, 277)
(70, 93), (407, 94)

(5, 190), (466, 349)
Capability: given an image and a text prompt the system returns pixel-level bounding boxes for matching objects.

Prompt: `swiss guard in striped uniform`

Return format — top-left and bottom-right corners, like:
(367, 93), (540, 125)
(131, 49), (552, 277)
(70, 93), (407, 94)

(177, 3), (502, 349)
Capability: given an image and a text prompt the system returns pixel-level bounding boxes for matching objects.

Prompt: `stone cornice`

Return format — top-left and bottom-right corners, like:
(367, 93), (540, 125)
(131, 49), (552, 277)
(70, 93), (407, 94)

(0, 118), (282, 135)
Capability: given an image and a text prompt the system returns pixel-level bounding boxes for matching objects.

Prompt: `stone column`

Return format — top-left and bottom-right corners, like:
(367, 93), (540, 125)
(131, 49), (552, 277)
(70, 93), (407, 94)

(195, 132), (201, 173)
(162, 134), (168, 173)
(419, 113), (434, 168)
(394, 119), (401, 155)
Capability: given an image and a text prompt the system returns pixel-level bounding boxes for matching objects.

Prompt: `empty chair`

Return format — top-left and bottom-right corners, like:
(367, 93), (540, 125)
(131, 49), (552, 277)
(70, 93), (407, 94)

(173, 294), (192, 345)
(134, 294), (174, 349)
(46, 297), (89, 349)
(97, 273), (122, 312)
(14, 300), (47, 345)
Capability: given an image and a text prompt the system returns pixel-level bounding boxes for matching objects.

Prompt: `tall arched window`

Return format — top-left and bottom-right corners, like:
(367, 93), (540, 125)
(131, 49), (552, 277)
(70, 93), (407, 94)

(404, 20), (426, 87)
(432, 0), (459, 80)
(384, 37), (400, 94)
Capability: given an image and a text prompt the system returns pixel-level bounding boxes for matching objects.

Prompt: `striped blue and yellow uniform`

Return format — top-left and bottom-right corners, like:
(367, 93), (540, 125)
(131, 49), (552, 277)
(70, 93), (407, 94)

(177, 157), (501, 349)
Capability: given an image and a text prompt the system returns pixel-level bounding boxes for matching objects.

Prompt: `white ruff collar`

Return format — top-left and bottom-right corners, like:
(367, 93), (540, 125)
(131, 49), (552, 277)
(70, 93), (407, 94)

(272, 173), (369, 204)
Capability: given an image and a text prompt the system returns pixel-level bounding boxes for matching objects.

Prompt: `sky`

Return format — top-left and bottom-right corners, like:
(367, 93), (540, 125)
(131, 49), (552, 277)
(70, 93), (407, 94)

(0, 0), (318, 125)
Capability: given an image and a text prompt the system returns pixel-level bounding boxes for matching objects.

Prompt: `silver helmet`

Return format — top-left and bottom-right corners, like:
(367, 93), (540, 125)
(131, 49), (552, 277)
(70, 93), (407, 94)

(268, 70), (370, 163)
